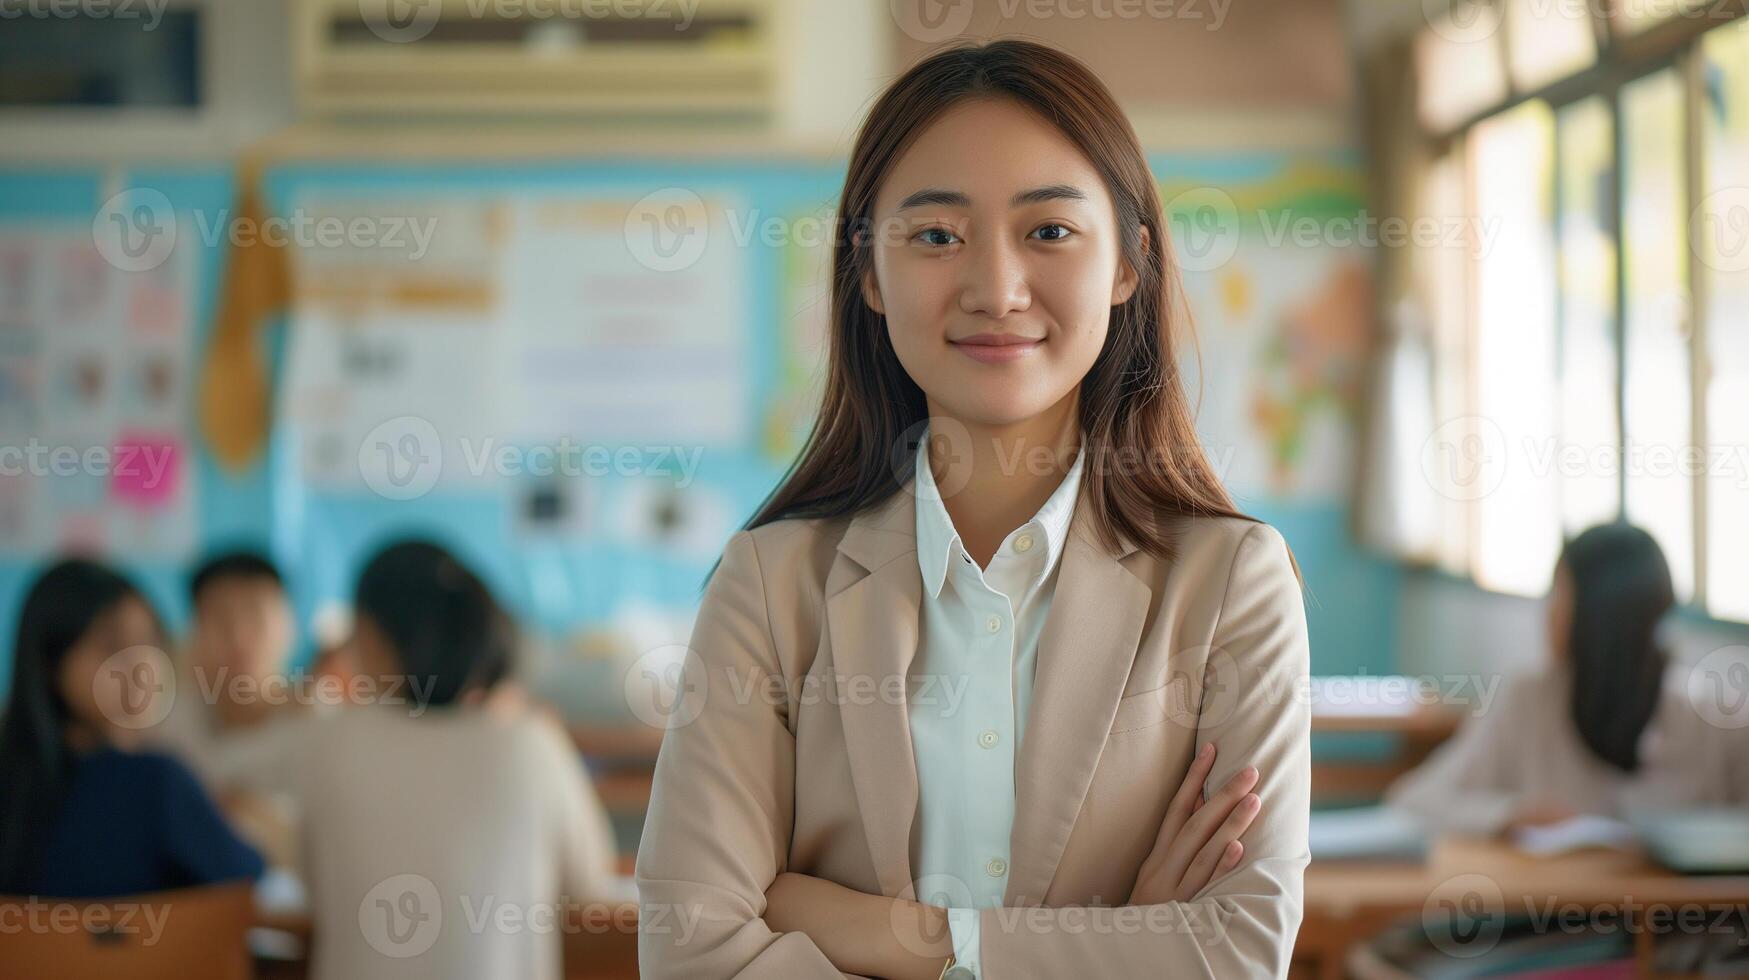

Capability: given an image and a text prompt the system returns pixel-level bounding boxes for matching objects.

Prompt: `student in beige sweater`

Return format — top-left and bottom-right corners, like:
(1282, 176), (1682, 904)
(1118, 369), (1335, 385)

(1386, 522), (1748, 837)
(224, 540), (619, 980)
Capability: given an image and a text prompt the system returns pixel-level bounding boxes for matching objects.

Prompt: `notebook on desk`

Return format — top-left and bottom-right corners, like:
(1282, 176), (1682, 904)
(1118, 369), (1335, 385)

(1309, 805), (1430, 861)
(1510, 814), (1638, 856)
(1633, 809), (1749, 874)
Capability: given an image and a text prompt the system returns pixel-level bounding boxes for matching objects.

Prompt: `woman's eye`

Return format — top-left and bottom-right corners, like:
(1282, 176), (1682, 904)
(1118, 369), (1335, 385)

(915, 227), (961, 247)
(1031, 223), (1073, 242)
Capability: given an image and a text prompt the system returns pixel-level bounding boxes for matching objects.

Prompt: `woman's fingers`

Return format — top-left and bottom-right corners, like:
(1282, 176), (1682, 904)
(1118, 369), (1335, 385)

(1179, 792), (1261, 899)
(1161, 742), (1217, 839)
(1160, 765), (1260, 888)
(1182, 765), (1258, 841)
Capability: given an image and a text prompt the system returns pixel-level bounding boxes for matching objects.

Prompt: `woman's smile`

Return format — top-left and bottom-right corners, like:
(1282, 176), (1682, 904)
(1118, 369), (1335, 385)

(950, 332), (1045, 364)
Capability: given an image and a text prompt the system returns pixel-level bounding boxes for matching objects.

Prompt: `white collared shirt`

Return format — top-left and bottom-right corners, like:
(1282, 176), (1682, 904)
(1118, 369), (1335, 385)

(908, 430), (1085, 980)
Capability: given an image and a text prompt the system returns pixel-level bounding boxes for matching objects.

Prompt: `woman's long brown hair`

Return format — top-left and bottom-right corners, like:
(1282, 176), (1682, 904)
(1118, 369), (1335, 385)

(745, 39), (1257, 562)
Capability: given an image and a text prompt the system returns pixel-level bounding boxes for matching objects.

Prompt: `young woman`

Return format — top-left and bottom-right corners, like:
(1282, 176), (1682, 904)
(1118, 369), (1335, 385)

(635, 40), (1311, 979)
(1386, 522), (1747, 835)
(0, 558), (265, 897)
(226, 539), (619, 980)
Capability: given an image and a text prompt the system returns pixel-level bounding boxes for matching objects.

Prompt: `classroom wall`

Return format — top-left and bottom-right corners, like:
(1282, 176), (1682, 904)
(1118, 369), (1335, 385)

(1399, 570), (1749, 680)
(0, 145), (1399, 696)
(0, 0), (1406, 698)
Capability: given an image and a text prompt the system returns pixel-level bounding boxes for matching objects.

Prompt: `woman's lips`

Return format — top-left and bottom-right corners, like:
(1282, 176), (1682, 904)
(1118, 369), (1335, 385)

(950, 334), (1044, 364)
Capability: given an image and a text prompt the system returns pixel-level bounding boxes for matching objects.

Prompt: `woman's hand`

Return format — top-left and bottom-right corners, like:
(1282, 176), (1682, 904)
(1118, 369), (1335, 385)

(1131, 742), (1262, 904)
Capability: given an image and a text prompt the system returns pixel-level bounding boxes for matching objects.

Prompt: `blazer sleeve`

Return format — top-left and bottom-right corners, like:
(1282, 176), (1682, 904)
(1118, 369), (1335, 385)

(975, 522), (1312, 979)
(635, 529), (845, 980)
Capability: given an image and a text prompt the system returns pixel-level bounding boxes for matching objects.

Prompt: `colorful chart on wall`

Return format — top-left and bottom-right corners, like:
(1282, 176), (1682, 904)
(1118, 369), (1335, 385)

(1162, 158), (1374, 503)
(278, 191), (754, 502)
(0, 226), (198, 557)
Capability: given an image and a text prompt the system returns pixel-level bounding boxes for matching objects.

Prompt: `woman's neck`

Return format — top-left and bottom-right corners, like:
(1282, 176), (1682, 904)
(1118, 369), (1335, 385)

(927, 394), (1081, 568)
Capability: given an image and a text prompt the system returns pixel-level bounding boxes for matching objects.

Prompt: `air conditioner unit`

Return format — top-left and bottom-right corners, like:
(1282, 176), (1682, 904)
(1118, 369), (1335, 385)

(292, 0), (780, 120)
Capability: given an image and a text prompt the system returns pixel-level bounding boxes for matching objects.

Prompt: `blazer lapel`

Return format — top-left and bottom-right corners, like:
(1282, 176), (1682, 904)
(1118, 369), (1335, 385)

(826, 484), (923, 898)
(1004, 490), (1153, 905)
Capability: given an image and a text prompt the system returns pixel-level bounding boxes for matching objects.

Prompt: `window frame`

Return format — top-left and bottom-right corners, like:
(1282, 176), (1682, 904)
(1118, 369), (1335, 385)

(1413, 1), (1745, 616)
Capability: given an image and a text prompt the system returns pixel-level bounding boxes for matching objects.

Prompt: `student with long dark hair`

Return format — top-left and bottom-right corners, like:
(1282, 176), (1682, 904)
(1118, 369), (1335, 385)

(1386, 522), (1745, 834)
(636, 39), (1311, 979)
(0, 558), (264, 897)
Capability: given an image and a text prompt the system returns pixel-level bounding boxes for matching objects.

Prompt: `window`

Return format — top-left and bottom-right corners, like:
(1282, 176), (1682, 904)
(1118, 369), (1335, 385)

(1621, 68), (1694, 601)
(1555, 97), (1620, 535)
(1407, 12), (1749, 619)
(1471, 102), (1559, 596)
(1700, 23), (1749, 619)
(1416, 0), (1510, 132)
(1507, 0), (1596, 91)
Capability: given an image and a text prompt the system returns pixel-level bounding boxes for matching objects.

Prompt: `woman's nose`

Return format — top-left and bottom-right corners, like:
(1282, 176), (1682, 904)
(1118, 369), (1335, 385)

(958, 237), (1032, 319)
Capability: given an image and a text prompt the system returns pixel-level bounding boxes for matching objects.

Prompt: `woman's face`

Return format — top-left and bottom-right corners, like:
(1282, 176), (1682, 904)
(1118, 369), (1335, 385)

(1545, 562), (1574, 664)
(861, 96), (1143, 427)
(57, 595), (168, 742)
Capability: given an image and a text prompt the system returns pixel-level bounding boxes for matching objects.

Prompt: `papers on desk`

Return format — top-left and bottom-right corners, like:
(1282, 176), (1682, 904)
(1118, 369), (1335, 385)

(1309, 805), (1430, 861)
(255, 866), (307, 917)
(1308, 675), (1434, 717)
(1510, 815), (1637, 856)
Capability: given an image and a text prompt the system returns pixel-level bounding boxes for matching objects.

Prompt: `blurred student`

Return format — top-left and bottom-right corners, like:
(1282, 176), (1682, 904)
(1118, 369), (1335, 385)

(235, 540), (617, 980)
(1385, 522), (1746, 836)
(141, 550), (306, 868)
(0, 558), (264, 897)
(154, 551), (300, 771)
(188, 552), (297, 725)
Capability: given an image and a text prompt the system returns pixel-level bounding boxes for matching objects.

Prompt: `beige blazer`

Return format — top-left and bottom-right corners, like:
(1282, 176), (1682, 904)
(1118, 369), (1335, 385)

(635, 477), (1312, 978)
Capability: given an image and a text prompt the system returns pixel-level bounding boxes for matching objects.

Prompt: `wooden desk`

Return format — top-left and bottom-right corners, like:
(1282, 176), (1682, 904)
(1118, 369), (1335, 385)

(1310, 699), (1464, 805)
(252, 897), (642, 979)
(1296, 837), (1749, 980)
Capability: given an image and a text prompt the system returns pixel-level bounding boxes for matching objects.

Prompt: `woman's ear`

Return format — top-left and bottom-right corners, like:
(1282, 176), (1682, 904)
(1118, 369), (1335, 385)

(1112, 223), (1150, 306)
(860, 261), (886, 316)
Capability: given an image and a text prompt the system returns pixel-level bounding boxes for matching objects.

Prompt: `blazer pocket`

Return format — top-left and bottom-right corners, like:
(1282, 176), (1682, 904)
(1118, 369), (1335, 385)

(1108, 682), (1177, 735)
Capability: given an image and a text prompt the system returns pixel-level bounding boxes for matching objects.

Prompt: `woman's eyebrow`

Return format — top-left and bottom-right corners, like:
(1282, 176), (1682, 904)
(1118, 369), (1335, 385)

(894, 184), (1089, 211)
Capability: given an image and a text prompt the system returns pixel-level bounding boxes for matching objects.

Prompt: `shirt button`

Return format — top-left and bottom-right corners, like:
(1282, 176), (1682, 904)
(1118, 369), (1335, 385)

(986, 615), (1001, 633)
(978, 729), (998, 748)
(986, 857), (1008, 878)
(1014, 533), (1034, 553)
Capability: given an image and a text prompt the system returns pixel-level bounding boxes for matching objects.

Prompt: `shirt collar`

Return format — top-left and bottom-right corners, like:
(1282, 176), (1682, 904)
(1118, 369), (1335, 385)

(913, 426), (1086, 599)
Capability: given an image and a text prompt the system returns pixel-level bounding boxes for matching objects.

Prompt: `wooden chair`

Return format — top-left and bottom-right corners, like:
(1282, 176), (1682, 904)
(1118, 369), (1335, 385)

(0, 882), (255, 980)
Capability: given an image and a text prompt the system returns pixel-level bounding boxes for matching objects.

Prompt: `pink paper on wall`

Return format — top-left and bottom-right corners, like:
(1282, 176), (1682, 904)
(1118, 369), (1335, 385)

(110, 432), (182, 509)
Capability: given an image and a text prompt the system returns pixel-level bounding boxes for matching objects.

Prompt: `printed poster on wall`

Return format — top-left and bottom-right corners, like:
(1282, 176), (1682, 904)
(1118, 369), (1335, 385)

(0, 226), (198, 558)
